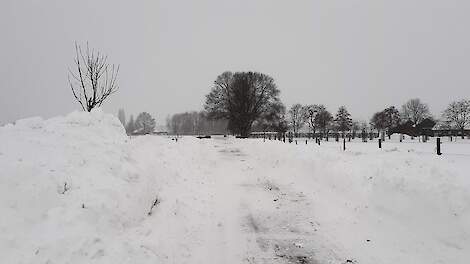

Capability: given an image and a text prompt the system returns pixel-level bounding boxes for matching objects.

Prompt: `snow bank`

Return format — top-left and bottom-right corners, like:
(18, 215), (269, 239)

(0, 109), (163, 263)
(232, 138), (470, 263)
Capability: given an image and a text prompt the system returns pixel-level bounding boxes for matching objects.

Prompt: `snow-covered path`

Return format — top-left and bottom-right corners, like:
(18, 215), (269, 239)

(132, 135), (470, 264)
(135, 136), (340, 264)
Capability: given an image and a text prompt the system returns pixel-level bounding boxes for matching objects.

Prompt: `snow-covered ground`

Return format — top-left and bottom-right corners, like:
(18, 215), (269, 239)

(1, 111), (469, 264)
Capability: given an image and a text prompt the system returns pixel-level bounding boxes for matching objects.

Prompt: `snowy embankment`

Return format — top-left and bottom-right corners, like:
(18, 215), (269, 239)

(1, 111), (469, 263)
(236, 138), (470, 263)
(0, 110), (166, 263)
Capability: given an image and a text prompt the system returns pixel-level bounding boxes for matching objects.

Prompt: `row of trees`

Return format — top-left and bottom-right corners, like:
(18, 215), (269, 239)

(287, 104), (354, 137)
(370, 98), (470, 138)
(286, 98), (469, 139)
(118, 109), (156, 135)
(203, 71), (470, 138)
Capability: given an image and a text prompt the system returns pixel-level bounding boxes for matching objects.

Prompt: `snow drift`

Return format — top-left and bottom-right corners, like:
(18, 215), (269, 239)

(0, 109), (162, 263)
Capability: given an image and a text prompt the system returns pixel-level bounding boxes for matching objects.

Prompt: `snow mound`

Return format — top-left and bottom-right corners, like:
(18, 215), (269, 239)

(2, 108), (126, 142)
(0, 109), (161, 263)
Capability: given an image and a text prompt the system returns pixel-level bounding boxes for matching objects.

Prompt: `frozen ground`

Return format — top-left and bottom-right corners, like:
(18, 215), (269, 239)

(1, 111), (469, 264)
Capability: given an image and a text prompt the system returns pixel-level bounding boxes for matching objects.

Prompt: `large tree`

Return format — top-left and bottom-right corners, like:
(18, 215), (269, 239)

(335, 106), (352, 136)
(68, 43), (119, 112)
(135, 112), (156, 135)
(442, 99), (470, 138)
(288, 104), (305, 136)
(204, 71), (281, 137)
(401, 98), (431, 125)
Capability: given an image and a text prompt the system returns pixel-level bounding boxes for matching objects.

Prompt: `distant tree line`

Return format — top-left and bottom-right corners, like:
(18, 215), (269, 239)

(283, 104), (355, 139)
(283, 98), (470, 139)
(166, 111), (228, 135)
(117, 109), (156, 135)
(201, 71), (470, 139)
(116, 97), (469, 139)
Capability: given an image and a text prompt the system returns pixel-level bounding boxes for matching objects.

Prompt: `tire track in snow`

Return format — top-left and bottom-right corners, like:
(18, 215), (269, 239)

(214, 139), (341, 264)
(159, 137), (340, 263)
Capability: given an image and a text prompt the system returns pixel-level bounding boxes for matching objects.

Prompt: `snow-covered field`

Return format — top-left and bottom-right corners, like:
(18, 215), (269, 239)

(1, 110), (469, 264)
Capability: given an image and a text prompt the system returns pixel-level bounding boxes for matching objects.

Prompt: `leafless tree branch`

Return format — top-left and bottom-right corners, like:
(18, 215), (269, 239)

(68, 42), (119, 112)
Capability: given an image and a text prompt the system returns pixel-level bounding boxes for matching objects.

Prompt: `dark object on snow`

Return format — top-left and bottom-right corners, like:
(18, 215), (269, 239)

(147, 196), (160, 216)
(437, 137), (442, 155)
(197, 135), (211, 139)
(235, 136), (248, 139)
(61, 182), (69, 194)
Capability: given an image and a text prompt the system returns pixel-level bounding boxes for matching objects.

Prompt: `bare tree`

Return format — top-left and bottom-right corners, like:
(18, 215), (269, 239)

(370, 106), (400, 137)
(204, 71), (281, 137)
(135, 112), (156, 135)
(68, 43), (119, 112)
(442, 99), (470, 138)
(351, 120), (361, 139)
(401, 98), (430, 126)
(302, 104), (320, 136)
(314, 105), (333, 138)
(288, 104), (305, 137)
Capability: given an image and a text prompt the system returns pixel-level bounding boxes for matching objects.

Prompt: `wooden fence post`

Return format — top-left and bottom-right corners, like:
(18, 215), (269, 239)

(437, 138), (442, 155)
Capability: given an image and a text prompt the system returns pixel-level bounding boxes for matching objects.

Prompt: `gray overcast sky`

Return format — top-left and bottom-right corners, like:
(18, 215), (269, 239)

(1, 0), (469, 124)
